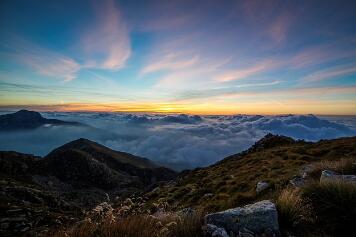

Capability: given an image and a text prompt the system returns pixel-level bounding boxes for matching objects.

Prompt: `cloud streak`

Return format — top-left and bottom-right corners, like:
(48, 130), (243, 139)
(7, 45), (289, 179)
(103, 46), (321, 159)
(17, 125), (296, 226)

(1, 37), (80, 81)
(81, 0), (131, 70)
(303, 64), (356, 82)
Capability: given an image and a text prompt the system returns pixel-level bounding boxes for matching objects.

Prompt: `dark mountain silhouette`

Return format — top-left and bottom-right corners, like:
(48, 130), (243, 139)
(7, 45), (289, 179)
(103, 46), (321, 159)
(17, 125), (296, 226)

(42, 138), (177, 188)
(0, 110), (83, 131)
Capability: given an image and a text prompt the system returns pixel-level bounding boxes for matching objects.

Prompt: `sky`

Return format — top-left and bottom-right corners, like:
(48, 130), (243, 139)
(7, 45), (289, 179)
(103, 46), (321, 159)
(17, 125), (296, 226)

(1, 0), (356, 115)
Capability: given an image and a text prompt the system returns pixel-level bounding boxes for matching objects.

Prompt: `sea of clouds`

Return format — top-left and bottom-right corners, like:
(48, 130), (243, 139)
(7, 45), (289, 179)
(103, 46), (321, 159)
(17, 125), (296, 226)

(1, 112), (356, 170)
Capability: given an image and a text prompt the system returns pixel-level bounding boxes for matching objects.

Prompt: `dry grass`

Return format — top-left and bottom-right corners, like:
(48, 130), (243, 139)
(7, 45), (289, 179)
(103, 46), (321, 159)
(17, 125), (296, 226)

(276, 188), (312, 235)
(143, 137), (356, 212)
(308, 158), (355, 180)
(51, 211), (204, 237)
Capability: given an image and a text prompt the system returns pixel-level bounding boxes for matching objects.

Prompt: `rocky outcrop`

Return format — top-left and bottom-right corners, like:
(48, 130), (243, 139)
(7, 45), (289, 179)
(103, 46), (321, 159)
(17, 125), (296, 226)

(320, 170), (356, 184)
(205, 200), (279, 236)
(247, 133), (299, 153)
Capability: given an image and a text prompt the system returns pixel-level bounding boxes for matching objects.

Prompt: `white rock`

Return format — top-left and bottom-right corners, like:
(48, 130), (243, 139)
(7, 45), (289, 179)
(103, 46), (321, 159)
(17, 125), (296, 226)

(205, 200), (279, 235)
(320, 170), (356, 184)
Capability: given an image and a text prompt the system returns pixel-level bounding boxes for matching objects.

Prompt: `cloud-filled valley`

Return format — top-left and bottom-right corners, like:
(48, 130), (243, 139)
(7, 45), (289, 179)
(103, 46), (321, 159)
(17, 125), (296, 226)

(0, 112), (355, 170)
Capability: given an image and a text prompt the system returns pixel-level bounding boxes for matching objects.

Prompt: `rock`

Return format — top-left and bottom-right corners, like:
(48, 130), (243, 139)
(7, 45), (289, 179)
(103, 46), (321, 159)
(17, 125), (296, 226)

(289, 176), (305, 187)
(205, 200), (279, 235)
(203, 224), (229, 237)
(299, 164), (315, 178)
(256, 181), (269, 193)
(320, 170), (356, 184)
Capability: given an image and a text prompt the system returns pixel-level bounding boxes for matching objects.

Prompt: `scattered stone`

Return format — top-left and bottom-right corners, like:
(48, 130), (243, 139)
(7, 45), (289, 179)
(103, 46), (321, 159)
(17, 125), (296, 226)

(205, 200), (279, 236)
(256, 181), (270, 193)
(320, 170), (356, 184)
(289, 176), (306, 187)
(299, 164), (314, 178)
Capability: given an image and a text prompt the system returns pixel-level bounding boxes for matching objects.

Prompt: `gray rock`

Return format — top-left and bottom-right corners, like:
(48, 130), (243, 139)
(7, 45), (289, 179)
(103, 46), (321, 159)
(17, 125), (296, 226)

(289, 176), (305, 187)
(256, 181), (269, 193)
(205, 200), (279, 235)
(320, 170), (356, 184)
(203, 224), (229, 237)
(299, 164), (315, 178)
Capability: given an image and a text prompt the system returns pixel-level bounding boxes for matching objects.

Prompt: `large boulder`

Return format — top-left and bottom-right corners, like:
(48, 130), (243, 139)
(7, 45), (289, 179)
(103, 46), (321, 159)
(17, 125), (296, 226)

(320, 170), (356, 184)
(205, 200), (279, 236)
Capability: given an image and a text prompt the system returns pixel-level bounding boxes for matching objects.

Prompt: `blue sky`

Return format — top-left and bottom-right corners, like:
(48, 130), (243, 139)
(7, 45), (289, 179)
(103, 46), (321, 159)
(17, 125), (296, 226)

(0, 0), (356, 114)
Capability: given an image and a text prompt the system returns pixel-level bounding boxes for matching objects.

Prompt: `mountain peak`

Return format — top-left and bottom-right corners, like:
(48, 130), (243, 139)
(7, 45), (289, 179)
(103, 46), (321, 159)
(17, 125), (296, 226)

(248, 133), (298, 152)
(0, 110), (83, 131)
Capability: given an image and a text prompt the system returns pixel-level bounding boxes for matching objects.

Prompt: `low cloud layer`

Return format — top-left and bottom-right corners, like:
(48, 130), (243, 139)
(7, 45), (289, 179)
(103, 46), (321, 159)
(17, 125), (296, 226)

(0, 112), (355, 170)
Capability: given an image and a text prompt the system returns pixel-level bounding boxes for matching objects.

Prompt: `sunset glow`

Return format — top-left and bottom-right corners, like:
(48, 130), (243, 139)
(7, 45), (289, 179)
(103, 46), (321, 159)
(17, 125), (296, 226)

(1, 0), (356, 115)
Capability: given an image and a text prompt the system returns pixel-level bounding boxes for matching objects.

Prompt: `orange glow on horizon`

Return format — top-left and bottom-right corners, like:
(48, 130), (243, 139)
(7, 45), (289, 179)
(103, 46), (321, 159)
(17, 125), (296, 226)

(1, 99), (356, 115)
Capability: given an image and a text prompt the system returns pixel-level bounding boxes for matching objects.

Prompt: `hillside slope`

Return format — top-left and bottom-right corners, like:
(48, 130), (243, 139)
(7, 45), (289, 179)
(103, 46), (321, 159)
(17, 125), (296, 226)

(0, 139), (177, 236)
(143, 134), (356, 211)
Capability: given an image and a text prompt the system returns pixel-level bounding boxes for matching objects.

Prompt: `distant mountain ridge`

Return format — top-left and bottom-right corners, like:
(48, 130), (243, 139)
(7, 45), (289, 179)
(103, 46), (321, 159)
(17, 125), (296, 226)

(0, 110), (83, 131)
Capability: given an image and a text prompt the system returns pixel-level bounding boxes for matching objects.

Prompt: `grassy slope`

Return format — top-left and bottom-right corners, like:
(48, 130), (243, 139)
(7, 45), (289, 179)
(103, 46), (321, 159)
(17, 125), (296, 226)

(143, 136), (356, 212)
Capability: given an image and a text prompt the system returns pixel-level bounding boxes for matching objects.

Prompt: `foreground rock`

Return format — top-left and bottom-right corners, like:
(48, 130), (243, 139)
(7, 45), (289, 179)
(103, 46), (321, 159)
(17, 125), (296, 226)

(205, 200), (279, 236)
(320, 170), (356, 184)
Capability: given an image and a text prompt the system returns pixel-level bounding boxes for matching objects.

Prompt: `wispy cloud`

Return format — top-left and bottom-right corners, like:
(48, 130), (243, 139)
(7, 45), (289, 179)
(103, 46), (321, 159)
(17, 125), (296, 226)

(1, 37), (80, 81)
(142, 53), (199, 74)
(303, 64), (356, 82)
(215, 60), (280, 82)
(81, 0), (131, 70)
(290, 44), (356, 69)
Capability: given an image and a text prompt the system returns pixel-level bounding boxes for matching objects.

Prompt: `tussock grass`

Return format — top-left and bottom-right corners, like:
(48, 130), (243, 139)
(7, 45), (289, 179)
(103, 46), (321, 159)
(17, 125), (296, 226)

(302, 180), (356, 236)
(51, 212), (204, 237)
(308, 158), (356, 180)
(276, 188), (312, 235)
